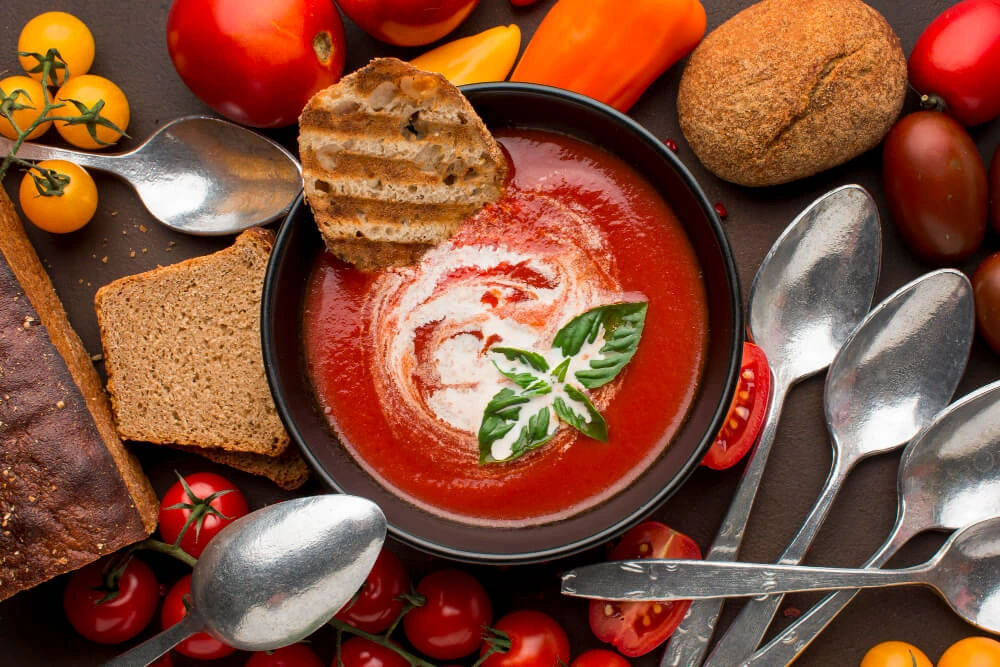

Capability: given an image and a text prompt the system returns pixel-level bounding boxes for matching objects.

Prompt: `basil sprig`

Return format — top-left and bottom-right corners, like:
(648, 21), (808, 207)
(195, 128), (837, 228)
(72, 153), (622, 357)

(477, 301), (648, 464)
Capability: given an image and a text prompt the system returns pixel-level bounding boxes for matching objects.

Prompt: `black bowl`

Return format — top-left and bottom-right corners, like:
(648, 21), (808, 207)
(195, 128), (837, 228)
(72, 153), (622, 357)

(262, 83), (742, 564)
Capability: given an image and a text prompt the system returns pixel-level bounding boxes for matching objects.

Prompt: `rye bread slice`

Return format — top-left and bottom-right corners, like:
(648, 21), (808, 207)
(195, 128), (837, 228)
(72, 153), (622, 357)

(299, 57), (507, 270)
(94, 228), (289, 458)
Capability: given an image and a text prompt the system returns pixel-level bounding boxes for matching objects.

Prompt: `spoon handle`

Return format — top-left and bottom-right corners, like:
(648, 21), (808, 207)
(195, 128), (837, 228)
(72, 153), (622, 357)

(660, 379), (788, 667)
(102, 610), (205, 667)
(0, 136), (125, 174)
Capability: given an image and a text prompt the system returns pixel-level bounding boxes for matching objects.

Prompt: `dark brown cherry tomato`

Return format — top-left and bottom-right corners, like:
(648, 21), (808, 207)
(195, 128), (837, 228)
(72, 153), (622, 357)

(990, 144), (999, 233)
(701, 341), (770, 470)
(882, 111), (988, 264)
(973, 251), (1000, 354)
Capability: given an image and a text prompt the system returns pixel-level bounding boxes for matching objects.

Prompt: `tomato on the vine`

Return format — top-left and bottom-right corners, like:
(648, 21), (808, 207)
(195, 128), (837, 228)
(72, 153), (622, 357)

(63, 555), (159, 645)
(589, 522), (701, 657)
(19, 159), (97, 234)
(334, 547), (409, 634)
(246, 643), (325, 667)
(973, 251), (1000, 355)
(908, 0), (1000, 126)
(336, 0), (479, 47)
(938, 636), (1000, 667)
(166, 0), (346, 128)
(479, 610), (570, 667)
(338, 637), (409, 667)
(881, 111), (988, 265)
(158, 471), (249, 558)
(402, 569), (492, 660)
(161, 574), (237, 660)
(54, 74), (129, 149)
(0, 75), (52, 140)
(17, 11), (94, 86)
(859, 641), (932, 667)
(701, 341), (770, 469)
(570, 649), (631, 667)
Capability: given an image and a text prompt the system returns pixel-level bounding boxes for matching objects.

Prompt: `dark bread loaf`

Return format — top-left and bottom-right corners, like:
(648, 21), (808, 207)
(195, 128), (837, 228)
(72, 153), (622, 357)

(677, 0), (907, 187)
(0, 189), (158, 602)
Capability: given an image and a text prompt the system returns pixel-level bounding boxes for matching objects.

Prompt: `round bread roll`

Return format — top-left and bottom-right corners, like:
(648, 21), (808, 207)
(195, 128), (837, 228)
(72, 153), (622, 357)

(677, 0), (906, 187)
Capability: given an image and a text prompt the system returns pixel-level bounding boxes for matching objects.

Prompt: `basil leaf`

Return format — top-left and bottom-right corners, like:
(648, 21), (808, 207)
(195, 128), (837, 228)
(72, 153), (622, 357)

(508, 407), (556, 461)
(478, 389), (555, 464)
(493, 363), (545, 391)
(553, 385), (608, 442)
(492, 346), (549, 372)
(553, 302), (648, 389)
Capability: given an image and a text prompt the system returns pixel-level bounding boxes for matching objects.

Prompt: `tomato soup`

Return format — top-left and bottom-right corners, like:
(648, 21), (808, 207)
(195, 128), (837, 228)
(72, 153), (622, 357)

(302, 129), (708, 525)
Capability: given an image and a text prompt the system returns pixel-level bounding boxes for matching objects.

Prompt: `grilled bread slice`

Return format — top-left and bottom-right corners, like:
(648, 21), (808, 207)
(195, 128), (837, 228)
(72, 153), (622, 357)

(298, 57), (507, 270)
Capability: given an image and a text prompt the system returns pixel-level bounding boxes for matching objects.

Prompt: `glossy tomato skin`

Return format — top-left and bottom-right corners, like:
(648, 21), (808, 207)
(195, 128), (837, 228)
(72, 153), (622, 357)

(570, 649), (631, 667)
(859, 640), (932, 667)
(882, 111), (988, 265)
(701, 341), (770, 470)
(158, 471), (249, 558)
(166, 0), (346, 128)
(589, 522), (701, 657)
(19, 159), (98, 234)
(336, 0), (478, 46)
(938, 636), (1000, 667)
(334, 547), (409, 633)
(908, 0), (1000, 126)
(973, 251), (1000, 354)
(246, 643), (325, 667)
(337, 637), (409, 667)
(990, 145), (999, 233)
(479, 610), (570, 667)
(63, 556), (159, 644)
(161, 574), (237, 660)
(402, 569), (493, 660)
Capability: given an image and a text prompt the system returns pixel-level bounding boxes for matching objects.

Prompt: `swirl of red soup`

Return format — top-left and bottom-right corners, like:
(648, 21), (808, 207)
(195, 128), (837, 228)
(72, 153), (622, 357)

(303, 129), (708, 525)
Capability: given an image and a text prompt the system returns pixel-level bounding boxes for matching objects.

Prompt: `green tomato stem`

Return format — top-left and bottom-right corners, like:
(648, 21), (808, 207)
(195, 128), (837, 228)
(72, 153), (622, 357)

(133, 537), (197, 568)
(327, 618), (437, 667)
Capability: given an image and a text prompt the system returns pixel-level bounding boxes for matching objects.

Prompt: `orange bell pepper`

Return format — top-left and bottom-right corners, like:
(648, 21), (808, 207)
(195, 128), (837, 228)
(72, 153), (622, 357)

(510, 0), (706, 112)
(410, 25), (522, 86)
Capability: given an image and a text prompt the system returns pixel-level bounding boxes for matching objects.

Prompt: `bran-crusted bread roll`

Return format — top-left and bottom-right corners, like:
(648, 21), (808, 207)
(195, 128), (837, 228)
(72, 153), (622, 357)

(677, 0), (907, 187)
(94, 228), (290, 458)
(0, 188), (158, 602)
(299, 57), (508, 271)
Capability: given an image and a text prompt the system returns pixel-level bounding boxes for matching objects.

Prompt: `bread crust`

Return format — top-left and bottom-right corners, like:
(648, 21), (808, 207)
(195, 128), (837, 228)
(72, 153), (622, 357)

(299, 58), (507, 270)
(677, 0), (906, 187)
(0, 188), (158, 602)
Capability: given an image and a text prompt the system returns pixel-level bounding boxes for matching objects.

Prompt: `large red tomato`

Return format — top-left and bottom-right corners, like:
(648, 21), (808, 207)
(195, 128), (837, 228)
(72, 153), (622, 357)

(908, 0), (1000, 126)
(336, 0), (479, 46)
(166, 0), (346, 128)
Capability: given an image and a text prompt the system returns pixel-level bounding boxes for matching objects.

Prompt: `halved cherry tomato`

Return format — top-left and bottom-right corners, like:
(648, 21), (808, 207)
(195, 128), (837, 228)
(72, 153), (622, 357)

(63, 555), (159, 644)
(860, 640), (932, 667)
(588, 522), (701, 657)
(701, 341), (770, 469)
(334, 547), (409, 634)
(479, 609), (570, 667)
(402, 569), (493, 660)
(938, 636), (1000, 667)
(161, 574), (237, 660)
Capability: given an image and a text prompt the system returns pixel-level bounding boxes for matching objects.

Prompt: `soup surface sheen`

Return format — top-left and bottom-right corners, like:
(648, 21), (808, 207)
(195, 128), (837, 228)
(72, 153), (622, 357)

(303, 129), (708, 525)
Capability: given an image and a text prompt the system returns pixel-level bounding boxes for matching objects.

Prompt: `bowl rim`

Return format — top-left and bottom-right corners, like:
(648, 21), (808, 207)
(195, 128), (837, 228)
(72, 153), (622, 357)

(263, 81), (743, 563)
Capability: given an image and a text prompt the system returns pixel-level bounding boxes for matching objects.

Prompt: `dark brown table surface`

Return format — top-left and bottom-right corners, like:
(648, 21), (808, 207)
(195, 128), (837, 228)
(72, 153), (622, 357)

(1, 1), (998, 665)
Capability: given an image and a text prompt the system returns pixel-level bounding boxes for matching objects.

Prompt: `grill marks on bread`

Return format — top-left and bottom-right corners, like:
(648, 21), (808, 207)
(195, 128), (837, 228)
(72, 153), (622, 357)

(299, 58), (507, 270)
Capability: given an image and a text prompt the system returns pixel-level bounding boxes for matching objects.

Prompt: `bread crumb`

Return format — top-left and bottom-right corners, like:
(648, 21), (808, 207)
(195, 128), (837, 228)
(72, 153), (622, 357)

(139, 225), (147, 233)
(90, 353), (103, 362)
(129, 250), (136, 258)
(111, 211), (118, 216)
(101, 256), (108, 264)
(56, 400), (65, 409)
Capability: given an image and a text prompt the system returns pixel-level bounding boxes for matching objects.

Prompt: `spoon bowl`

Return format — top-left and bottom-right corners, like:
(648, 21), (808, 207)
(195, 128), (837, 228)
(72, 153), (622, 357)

(104, 494), (386, 666)
(3, 116), (303, 235)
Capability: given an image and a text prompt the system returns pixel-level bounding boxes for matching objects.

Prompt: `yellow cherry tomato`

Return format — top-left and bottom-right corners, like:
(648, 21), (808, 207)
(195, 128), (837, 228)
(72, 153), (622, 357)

(860, 641), (933, 667)
(0, 76), (52, 140)
(410, 24), (522, 86)
(54, 74), (129, 149)
(938, 636), (1000, 667)
(17, 11), (95, 86)
(19, 160), (98, 233)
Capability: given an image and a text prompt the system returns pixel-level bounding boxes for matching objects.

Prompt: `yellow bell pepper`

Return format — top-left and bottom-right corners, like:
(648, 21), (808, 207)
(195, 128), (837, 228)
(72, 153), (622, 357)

(410, 25), (521, 86)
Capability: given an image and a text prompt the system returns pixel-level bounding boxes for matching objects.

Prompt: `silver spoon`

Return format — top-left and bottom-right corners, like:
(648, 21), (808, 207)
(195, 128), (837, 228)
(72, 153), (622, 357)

(744, 378), (1000, 665)
(703, 268), (974, 666)
(560, 514), (1000, 639)
(661, 184), (881, 667)
(103, 494), (386, 667)
(2, 116), (302, 235)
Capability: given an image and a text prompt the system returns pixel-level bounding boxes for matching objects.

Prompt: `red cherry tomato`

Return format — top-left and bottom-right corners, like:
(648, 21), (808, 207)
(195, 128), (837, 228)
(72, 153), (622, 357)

(336, 0), (479, 46)
(337, 637), (409, 667)
(908, 0), (1000, 126)
(479, 610), (570, 667)
(701, 341), (770, 469)
(166, 0), (346, 128)
(589, 522), (701, 657)
(402, 569), (493, 660)
(973, 251), (1000, 355)
(63, 556), (159, 644)
(882, 111), (988, 264)
(570, 649), (632, 667)
(162, 574), (237, 660)
(990, 144), (999, 234)
(334, 547), (409, 634)
(246, 643), (325, 667)
(158, 471), (249, 558)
